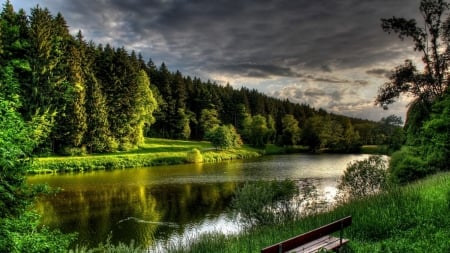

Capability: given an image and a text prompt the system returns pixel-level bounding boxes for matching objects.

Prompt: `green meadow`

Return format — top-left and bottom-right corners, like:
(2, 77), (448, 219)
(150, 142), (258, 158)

(30, 138), (262, 174)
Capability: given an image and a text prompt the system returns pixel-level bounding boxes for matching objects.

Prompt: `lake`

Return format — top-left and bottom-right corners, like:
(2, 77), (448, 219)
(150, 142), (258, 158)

(27, 153), (370, 250)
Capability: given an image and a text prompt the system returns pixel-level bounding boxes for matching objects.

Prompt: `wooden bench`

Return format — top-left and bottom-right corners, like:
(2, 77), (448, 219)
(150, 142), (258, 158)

(261, 216), (352, 253)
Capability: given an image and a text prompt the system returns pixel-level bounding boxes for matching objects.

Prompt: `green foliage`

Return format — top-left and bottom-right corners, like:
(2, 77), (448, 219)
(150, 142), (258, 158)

(331, 119), (361, 153)
(0, 211), (76, 253)
(170, 173), (450, 253)
(206, 124), (243, 150)
(199, 108), (221, 138)
(2, 1), (380, 154)
(246, 114), (270, 148)
(0, 8), (72, 249)
(389, 147), (428, 184)
(70, 236), (144, 253)
(279, 114), (301, 146)
(62, 146), (87, 156)
(377, 0), (450, 110)
(84, 69), (113, 153)
(0, 43), (43, 218)
(337, 156), (388, 200)
(230, 179), (318, 227)
(186, 148), (203, 163)
(421, 95), (450, 171)
(302, 115), (361, 153)
(175, 108), (191, 140)
(389, 76), (450, 184)
(30, 138), (260, 173)
(376, 115), (405, 152)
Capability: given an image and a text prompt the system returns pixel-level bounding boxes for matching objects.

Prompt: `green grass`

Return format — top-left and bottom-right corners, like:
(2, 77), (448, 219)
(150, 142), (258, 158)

(166, 172), (450, 253)
(360, 145), (388, 155)
(29, 138), (262, 174)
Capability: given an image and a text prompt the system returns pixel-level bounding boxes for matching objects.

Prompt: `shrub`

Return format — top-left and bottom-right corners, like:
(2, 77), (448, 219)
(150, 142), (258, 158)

(231, 179), (316, 226)
(207, 125), (243, 150)
(0, 211), (76, 253)
(62, 146), (87, 156)
(337, 155), (388, 201)
(186, 148), (203, 163)
(389, 147), (429, 184)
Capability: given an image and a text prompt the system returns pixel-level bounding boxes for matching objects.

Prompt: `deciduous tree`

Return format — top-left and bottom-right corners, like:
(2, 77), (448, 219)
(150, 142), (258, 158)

(377, 0), (450, 134)
(280, 114), (301, 145)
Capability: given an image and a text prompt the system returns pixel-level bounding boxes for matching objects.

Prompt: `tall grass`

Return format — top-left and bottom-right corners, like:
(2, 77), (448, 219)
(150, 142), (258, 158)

(166, 172), (450, 253)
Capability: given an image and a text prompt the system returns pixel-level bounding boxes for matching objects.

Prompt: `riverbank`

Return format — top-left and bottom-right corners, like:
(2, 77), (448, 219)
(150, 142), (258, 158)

(29, 138), (266, 174)
(167, 172), (450, 252)
(29, 138), (380, 174)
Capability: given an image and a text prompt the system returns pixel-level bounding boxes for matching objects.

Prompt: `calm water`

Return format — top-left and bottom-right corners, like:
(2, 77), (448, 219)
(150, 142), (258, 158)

(27, 154), (370, 250)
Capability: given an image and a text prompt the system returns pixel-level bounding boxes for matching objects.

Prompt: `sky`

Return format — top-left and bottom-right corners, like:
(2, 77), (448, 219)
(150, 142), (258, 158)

(11, 0), (425, 121)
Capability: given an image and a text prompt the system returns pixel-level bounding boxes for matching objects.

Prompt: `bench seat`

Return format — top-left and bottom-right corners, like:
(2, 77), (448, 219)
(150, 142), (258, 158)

(261, 216), (352, 253)
(286, 235), (349, 253)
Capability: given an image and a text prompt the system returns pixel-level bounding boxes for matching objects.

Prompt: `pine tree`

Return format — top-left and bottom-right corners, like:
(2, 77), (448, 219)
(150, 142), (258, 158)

(26, 6), (69, 152)
(132, 70), (157, 145)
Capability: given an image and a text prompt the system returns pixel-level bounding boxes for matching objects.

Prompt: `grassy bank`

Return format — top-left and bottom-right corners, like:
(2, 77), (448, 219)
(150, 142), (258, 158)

(166, 172), (450, 252)
(30, 138), (379, 174)
(29, 138), (262, 174)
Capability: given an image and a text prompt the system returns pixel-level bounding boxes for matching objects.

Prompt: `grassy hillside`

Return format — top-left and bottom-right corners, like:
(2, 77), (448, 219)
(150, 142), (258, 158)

(167, 172), (450, 252)
(30, 138), (262, 174)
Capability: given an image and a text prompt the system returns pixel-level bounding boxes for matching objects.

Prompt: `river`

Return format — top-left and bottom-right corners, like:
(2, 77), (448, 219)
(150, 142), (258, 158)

(27, 153), (370, 250)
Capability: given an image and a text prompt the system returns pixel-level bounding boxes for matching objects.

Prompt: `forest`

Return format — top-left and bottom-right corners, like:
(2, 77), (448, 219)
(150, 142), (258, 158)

(0, 2), (399, 157)
(2, 0), (450, 252)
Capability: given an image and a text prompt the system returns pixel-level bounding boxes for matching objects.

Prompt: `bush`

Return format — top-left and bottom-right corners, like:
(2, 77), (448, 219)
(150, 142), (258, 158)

(389, 147), (429, 184)
(231, 179), (316, 226)
(186, 148), (203, 163)
(62, 146), (87, 156)
(337, 155), (388, 201)
(206, 124), (243, 150)
(0, 211), (76, 253)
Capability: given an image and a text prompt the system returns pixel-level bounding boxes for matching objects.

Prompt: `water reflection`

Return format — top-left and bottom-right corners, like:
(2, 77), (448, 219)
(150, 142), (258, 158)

(34, 181), (237, 248)
(28, 154), (370, 248)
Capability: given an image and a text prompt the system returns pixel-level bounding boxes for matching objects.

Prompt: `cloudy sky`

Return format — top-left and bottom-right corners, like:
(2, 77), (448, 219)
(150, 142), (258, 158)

(12, 0), (424, 121)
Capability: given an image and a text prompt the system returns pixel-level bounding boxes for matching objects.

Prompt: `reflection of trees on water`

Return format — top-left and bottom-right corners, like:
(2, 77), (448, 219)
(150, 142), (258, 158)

(34, 180), (237, 248)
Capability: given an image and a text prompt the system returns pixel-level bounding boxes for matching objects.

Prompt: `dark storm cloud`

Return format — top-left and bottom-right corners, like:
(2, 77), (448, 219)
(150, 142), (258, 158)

(46, 0), (421, 75)
(220, 63), (301, 78)
(366, 68), (392, 78)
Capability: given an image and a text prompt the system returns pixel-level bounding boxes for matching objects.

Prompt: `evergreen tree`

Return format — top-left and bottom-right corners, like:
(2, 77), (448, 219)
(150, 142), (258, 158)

(83, 42), (113, 152)
(199, 108), (221, 138)
(56, 34), (87, 151)
(266, 115), (277, 144)
(27, 6), (70, 152)
(151, 63), (178, 138)
(175, 108), (191, 139)
(132, 69), (157, 144)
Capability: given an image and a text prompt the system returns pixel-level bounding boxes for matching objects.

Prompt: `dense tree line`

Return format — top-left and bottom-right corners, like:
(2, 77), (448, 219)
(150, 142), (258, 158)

(0, 2), (157, 154)
(0, 1), (397, 155)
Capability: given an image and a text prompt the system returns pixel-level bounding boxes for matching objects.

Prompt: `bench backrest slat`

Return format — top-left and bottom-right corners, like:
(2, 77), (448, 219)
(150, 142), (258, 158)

(261, 216), (352, 253)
